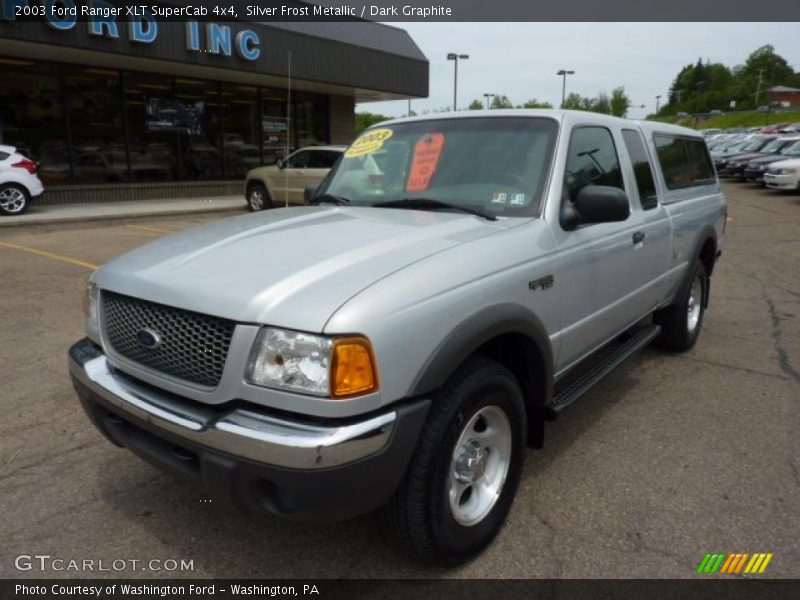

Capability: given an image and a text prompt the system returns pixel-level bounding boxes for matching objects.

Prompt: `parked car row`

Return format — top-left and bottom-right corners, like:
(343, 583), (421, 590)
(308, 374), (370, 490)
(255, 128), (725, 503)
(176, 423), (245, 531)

(708, 131), (800, 192)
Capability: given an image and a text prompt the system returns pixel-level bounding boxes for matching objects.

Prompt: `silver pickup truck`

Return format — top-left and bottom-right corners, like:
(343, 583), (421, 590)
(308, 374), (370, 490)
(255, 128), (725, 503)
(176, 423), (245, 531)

(69, 110), (726, 565)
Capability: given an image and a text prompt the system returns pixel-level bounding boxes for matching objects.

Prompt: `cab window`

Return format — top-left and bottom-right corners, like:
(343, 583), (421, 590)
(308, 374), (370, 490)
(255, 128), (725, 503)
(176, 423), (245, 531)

(622, 129), (659, 210)
(654, 135), (715, 189)
(563, 126), (625, 203)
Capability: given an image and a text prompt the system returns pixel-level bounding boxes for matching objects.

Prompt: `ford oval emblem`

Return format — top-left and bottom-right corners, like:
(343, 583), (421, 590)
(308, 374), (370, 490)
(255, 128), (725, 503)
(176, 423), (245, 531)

(136, 328), (162, 349)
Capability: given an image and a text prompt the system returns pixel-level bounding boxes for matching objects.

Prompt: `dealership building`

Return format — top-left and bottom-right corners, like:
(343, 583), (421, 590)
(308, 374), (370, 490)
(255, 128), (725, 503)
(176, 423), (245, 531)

(0, 7), (428, 203)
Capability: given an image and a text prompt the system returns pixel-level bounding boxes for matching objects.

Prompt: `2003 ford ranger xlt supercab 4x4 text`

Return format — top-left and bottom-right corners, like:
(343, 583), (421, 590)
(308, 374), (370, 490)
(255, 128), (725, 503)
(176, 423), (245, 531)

(69, 110), (726, 565)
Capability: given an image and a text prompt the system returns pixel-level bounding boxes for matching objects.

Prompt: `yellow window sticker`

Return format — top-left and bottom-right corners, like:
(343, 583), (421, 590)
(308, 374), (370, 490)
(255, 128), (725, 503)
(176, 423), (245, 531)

(345, 128), (394, 158)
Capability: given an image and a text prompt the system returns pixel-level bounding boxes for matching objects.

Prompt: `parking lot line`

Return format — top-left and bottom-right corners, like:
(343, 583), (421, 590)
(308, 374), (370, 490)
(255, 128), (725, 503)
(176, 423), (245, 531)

(0, 241), (98, 270)
(125, 224), (177, 235)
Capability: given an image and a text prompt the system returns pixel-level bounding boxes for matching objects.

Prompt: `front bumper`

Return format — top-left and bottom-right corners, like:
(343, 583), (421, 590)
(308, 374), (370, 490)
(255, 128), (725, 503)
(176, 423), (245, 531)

(764, 173), (799, 190)
(69, 339), (429, 521)
(743, 168), (766, 182)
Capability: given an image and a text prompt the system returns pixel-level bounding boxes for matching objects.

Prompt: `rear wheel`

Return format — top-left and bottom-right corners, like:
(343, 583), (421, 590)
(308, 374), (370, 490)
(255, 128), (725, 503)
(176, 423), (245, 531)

(390, 357), (527, 565)
(246, 183), (272, 212)
(655, 260), (708, 352)
(0, 184), (30, 216)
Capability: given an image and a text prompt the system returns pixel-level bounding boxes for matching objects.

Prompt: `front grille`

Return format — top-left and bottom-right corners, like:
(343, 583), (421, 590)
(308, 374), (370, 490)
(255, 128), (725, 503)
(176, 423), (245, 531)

(101, 291), (236, 388)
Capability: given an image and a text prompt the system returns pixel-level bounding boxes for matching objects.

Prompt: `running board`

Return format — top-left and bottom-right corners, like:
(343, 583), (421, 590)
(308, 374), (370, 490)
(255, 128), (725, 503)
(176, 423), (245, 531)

(550, 324), (661, 414)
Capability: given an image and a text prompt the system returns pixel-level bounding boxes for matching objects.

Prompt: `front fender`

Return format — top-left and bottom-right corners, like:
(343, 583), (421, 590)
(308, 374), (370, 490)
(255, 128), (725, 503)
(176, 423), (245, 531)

(408, 303), (553, 402)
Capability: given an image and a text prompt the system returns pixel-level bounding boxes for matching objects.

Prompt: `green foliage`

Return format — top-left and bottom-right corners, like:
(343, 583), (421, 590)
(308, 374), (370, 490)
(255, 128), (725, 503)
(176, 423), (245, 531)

(490, 95), (514, 109)
(610, 87), (631, 117)
(468, 99), (484, 110)
(355, 112), (391, 134)
(519, 99), (553, 109)
(660, 45), (800, 117)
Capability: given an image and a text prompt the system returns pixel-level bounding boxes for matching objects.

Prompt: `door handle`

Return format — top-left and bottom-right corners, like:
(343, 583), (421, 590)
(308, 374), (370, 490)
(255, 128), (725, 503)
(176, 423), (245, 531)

(632, 231), (646, 245)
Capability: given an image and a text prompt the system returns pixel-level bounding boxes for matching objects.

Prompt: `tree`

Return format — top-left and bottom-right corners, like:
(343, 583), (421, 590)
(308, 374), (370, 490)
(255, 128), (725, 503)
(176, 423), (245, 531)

(519, 99), (553, 109)
(355, 112), (390, 134)
(562, 92), (584, 110)
(610, 87), (631, 117)
(490, 94), (514, 109)
(468, 99), (484, 110)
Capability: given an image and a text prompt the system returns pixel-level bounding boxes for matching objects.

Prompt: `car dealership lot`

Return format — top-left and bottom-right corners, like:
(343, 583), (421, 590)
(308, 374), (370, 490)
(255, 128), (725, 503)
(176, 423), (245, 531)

(1, 184), (798, 579)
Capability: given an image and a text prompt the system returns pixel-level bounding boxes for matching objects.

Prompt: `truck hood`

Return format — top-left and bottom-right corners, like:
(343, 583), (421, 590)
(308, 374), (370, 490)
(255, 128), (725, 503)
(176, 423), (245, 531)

(93, 206), (508, 332)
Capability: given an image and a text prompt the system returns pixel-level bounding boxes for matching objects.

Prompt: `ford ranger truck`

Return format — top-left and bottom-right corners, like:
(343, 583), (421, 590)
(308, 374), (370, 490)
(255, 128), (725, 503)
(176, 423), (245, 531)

(69, 110), (726, 565)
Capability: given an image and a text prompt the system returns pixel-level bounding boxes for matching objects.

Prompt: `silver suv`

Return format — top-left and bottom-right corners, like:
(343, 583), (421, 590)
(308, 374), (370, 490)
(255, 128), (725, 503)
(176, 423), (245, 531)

(69, 110), (726, 565)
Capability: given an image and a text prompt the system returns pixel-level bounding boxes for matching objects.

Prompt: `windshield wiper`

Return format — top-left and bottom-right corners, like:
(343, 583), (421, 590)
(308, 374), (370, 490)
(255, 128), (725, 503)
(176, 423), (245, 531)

(372, 198), (497, 221)
(308, 193), (350, 206)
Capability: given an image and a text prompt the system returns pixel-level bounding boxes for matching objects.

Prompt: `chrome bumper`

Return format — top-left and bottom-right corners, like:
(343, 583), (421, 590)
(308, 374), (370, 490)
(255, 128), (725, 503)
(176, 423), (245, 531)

(69, 352), (396, 470)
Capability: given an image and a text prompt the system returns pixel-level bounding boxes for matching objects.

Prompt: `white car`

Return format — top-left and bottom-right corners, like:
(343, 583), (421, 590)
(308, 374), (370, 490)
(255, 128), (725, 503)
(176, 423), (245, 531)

(0, 145), (44, 216)
(764, 158), (800, 191)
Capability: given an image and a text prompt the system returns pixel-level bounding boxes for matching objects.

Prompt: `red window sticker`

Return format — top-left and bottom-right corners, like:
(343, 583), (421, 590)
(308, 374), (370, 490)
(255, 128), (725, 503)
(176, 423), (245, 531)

(406, 133), (445, 192)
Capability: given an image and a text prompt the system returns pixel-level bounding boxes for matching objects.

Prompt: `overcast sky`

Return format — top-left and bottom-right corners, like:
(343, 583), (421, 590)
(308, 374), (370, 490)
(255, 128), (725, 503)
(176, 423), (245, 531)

(357, 22), (800, 119)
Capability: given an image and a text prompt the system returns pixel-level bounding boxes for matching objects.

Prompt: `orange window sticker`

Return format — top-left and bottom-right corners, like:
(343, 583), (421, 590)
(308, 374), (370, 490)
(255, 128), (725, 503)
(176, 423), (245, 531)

(406, 133), (445, 192)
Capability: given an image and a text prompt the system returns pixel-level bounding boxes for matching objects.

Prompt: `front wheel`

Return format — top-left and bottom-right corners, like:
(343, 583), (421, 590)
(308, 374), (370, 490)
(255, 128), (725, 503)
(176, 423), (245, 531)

(390, 357), (527, 565)
(655, 260), (708, 352)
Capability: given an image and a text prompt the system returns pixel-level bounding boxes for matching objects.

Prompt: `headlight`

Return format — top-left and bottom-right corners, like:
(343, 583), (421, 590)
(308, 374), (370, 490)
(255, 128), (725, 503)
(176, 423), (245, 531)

(247, 328), (378, 398)
(82, 283), (100, 343)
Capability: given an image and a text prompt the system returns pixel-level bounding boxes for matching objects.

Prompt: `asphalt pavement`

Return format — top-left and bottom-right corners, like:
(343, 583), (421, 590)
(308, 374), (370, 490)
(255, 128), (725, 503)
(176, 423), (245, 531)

(0, 183), (798, 579)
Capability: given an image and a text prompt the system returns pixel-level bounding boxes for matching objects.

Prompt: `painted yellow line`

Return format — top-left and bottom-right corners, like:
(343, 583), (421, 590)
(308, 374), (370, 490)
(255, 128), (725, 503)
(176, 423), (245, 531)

(0, 241), (99, 270)
(125, 224), (176, 235)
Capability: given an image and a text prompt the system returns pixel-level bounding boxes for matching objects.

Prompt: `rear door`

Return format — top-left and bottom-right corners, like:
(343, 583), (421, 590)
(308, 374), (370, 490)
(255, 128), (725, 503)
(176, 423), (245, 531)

(620, 128), (672, 307)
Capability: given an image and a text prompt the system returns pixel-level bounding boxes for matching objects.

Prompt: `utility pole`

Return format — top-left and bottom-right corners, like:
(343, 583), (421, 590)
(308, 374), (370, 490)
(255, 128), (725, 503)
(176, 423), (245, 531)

(655, 95), (662, 113)
(755, 68), (765, 107)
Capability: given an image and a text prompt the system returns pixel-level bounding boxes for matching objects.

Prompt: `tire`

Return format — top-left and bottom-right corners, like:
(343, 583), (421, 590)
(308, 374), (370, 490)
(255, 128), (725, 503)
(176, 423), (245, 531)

(0, 183), (30, 216)
(390, 357), (527, 565)
(655, 259), (708, 352)
(246, 183), (272, 212)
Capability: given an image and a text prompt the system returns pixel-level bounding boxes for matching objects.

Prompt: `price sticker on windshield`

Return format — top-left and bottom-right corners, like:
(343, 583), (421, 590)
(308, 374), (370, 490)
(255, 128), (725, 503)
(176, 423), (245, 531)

(406, 133), (445, 192)
(345, 128), (394, 158)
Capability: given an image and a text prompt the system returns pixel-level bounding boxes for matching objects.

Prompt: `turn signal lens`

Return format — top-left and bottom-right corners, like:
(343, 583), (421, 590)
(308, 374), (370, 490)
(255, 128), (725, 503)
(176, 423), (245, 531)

(331, 337), (378, 398)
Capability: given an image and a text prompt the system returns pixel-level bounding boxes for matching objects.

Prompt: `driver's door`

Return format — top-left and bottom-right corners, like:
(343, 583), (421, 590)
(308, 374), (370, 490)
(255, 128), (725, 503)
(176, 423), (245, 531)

(553, 125), (654, 373)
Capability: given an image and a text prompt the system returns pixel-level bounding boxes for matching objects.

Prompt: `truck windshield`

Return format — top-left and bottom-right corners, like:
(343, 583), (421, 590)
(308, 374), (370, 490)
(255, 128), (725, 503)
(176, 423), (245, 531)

(318, 117), (558, 217)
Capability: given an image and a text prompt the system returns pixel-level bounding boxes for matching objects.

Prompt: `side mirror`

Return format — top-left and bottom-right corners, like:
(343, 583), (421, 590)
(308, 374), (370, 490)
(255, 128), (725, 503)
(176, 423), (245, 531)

(304, 184), (318, 203)
(561, 185), (630, 230)
(276, 158), (285, 169)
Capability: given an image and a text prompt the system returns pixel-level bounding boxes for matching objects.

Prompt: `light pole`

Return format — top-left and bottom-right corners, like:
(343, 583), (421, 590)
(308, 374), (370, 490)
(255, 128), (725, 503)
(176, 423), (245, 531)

(655, 95), (662, 113)
(447, 53), (469, 111)
(483, 93), (495, 109)
(557, 69), (575, 108)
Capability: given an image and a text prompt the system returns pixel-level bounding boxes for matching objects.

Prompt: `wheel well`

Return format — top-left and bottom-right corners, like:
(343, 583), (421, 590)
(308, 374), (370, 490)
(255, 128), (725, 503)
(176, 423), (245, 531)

(246, 179), (269, 196)
(472, 332), (549, 448)
(699, 237), (717, 277)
